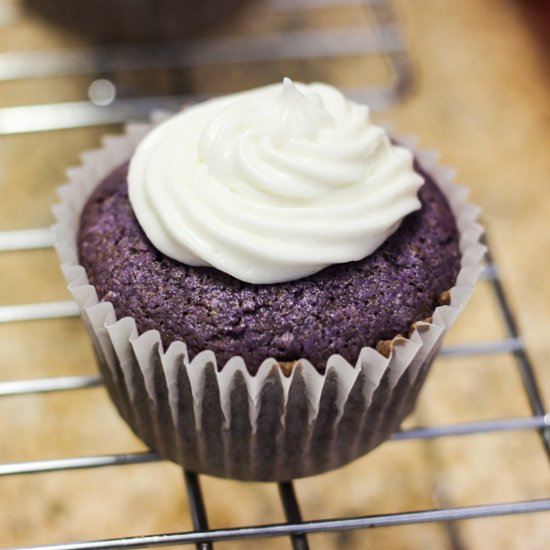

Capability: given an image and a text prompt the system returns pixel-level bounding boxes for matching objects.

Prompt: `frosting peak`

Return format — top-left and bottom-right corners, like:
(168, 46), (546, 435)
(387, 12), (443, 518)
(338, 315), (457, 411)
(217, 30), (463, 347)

(129, 79), (424, 283)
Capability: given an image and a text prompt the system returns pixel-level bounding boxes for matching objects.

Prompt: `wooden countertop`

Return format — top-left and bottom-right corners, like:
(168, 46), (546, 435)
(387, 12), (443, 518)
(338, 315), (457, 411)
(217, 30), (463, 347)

(0, 0), (548, 548)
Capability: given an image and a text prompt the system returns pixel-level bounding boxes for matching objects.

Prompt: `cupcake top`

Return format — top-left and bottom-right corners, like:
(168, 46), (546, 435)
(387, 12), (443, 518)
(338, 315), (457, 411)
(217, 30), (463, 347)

(78, 79), (462, 374)
(128, 78), (424, 284)
(78, 161), (460, 374)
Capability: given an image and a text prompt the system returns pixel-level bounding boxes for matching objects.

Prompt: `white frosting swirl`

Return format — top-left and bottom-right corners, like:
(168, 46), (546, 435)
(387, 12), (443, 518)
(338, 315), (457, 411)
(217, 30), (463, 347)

(129, 79), (424, 284)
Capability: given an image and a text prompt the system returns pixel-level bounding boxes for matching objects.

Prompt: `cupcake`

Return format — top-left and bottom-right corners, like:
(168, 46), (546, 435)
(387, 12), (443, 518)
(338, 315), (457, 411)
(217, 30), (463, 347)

(24, 0), (250, 43)
(54, 79), (485, 481)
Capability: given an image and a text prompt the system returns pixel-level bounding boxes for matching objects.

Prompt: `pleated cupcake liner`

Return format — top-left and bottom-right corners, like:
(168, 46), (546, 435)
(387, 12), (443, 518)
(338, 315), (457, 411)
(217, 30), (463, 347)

(53, 120), (485, 481)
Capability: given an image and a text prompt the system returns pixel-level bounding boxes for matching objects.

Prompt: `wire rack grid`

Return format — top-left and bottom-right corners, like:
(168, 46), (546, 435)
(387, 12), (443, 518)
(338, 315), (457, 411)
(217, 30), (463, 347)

(0, 0), (549, 548)
(1, 241), (550, 550)
(0, 0), (413, 135)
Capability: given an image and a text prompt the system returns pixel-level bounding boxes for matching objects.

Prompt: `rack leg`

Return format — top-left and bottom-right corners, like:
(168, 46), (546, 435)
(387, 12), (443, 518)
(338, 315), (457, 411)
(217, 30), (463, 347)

(183, 469), (213, 550)
(278, 481), (310, 550)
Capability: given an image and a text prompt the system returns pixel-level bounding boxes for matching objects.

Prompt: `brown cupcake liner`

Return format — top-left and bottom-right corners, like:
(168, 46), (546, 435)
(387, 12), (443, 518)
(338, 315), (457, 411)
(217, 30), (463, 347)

(53, 121), (485, 481)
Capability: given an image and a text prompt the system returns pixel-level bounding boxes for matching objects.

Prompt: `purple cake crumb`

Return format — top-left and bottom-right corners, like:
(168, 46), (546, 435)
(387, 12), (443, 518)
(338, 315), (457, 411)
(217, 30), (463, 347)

(78, 161), (461, 375)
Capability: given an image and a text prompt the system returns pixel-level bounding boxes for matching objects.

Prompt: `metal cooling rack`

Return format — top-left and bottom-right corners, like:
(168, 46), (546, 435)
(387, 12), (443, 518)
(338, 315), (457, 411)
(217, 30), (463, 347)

(1, 241), (550, 550)
(1, 0), (549, 548)
(0, 0), (413, 135)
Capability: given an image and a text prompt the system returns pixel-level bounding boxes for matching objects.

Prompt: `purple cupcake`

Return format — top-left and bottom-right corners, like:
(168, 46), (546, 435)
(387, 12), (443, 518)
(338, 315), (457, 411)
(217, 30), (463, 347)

(54, 80), (485, 480)
(24, 0), (250, 42)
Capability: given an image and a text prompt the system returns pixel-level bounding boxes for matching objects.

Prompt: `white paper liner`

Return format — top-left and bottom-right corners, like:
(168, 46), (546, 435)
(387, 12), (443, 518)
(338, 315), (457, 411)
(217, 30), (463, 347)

(53, 121), (486, 481)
